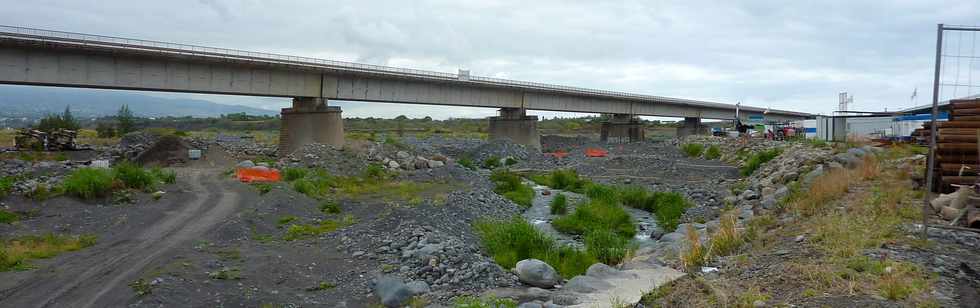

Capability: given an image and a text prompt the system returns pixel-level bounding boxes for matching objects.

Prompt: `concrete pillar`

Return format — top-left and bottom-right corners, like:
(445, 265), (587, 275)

(279, 97), (344, 156)
(676, 117), (707, 137)
(600, 114), (645, 143)
(488, 108), (541, 150)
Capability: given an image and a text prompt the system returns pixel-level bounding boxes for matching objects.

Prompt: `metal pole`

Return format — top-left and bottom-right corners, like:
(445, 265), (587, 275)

(923, 24), (944, 240)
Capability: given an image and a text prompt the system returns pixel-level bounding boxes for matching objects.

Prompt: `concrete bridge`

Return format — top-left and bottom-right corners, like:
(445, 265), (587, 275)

(0, 25), (810, 152)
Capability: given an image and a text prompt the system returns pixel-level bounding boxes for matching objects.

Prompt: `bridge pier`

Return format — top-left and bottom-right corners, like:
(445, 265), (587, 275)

(279, 97), (344, 155)
(600, 114), (644, 143)
(676, 117), (708, 137)
(488, 108), (541, 150)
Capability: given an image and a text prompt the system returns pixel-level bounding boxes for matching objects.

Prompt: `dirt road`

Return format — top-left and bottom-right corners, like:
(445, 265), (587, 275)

(0, 167), (243, 308)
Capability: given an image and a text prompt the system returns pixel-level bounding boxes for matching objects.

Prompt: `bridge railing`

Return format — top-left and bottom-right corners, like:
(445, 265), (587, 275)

(0, 25), (805, 115)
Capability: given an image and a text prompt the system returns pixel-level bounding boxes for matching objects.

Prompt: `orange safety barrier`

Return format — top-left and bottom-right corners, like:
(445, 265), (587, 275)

(584, 148), (608, 157)
(236, 167), (281, 183)
(545, 150), (570, 159)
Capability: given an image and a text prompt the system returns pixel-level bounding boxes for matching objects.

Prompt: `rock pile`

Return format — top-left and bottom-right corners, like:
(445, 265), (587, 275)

(368, 150), (447, 171)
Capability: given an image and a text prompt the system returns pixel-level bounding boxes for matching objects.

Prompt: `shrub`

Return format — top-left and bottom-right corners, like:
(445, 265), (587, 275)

(585, 229), (632, 264)
(652, 192), (691, 232)
(0, 210), (18, 224)
(0, 176), (13, 198)
(741, 148), (782, 176)
(704, 145), (722, 160)
(113, 161), (156, 190)
(482, 155), (501, 169)
(283, 168), (308, 182)
(617, 185), (650, 209)
(680, 143), (704, 157)
(474, 216), (596, 278)
(584, 184), (618, 205)
(550, 193), (568, 215)
(505, 157), (518, 166)
(458, 156), (477, 170)
(319, 200), (341, 214)
(150, 167), (176, 184)
(277, 215), (298, 226)
(490, 170), (534, 207)
(292, 179), (319, 198)
(62, 168), (114, 199)
(363, 163), (387, 181)
(252, 183), (272, 195)
(552, 200), (636, 238)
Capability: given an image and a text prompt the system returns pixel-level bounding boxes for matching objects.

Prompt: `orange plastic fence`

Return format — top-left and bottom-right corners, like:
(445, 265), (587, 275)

(584, 148), (608, 157)
(545, 150), (570, 159)
(236, 167), (281, 183)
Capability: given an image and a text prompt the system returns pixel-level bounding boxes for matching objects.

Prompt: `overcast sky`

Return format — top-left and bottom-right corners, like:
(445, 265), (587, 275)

(3, 0), (980, 119)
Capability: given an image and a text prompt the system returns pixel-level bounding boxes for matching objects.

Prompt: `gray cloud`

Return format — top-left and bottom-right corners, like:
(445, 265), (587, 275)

(2, 0), (979, 119)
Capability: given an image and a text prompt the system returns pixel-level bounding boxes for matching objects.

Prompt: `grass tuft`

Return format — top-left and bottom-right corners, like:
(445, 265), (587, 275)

(549, 193), (568, 215)
(283, 167), (308, 182)
(474, 216), (596, 278)
(0, 233), (97, 271)
(552, 200), (636, 238)
(490, 170), (534, 207)
(112, 161), (157, 190)
(681, 143), (705, 157)
(680, 224), (706, 269)
(62, 168), (114, 199)
(704, 145), (722, 160)
(741, 148), (782, 176)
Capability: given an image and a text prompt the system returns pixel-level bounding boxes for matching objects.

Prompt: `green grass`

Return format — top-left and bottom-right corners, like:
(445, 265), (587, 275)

(0, 233), (97, 271)
(319, 200), (341, 214)
(650, 192), (692, 232)
(62, 168), (114, 199)
(585, 229), (632, 264)
(529, 169), (590, 193)
(741, 148), (783, 176)
(585, 183), (619, 205)
(0, 176), (13, 198)
(292, 178), (319, 197)
(474, 216), (596, 278)
(490, 170), (534, 208)
(704, 145), (722, 160)
(112, 161), (157, 190)
(552, 200), (636, 238)
(458, 156), (477, 170)
(150, 167), (176, 184)
(283, 167), (308, 182)
(454, 295), (518, 308)
(277, 215), (298, 227)
(505, 157), (518, 166)
(0, 210), (18, 224)
(680, 143), (704, 157)
(252, 183), (273, 195)
(550, 193), (568, 215)
(482, 155), (501, 169)
(283, 215), (356, 241)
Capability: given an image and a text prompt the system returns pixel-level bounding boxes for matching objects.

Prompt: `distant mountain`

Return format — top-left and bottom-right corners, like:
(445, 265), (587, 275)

(0, 85), (278, 118)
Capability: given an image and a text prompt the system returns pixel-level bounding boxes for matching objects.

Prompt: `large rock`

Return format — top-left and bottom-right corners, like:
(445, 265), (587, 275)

(585, 263), (631, 279)
(375, 276), (414, 307)
(515, 259), (560, 288)
(847, 147), (867, 157)
(833, 152), (860, 169)
(564, 275), (613, 293)
(802, 165), (824, 185)
(659, 232), (685, 243)
(405, 280), (430, 295)
(237, 160), (256, 168)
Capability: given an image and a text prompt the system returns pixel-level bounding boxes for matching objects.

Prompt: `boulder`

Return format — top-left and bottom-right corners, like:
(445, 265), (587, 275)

(515, 259), (560, 288)
(396, 151), (411, 159)
(564, 275), (613, 293)
(660, 232), (685, 243)
(405, 280), (430, 295)
(833, 152), (860, 169)
(802, 166), (824, 185)
(387, 160), (400, 169)
(847, 147), (867, 157)
(237, 160), (256, 168)
(761, 196), (777, 210)
(375, 276), (413, 307)
(773, 185), (790, 201)
(428, 160), (445, 168)
(585, 263), (628, 279)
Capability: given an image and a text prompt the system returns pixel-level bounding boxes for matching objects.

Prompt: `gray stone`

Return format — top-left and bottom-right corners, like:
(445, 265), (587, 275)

(827, 161), (844, 170)
(740, 189), (759, 200)
(773, 185), (790, 201)
(428, 160), (445, 168)
(564, 275), (613, 293)
(660, 232), (685, 243)
(585, 263), (627, 279)
(237, 160), (255, 168)
(396, 151), (411, 159)
(739, 208), (754, 220)
(375, 276), (413, 307)
(802, 165), (824, 184)
(518, 303), (543, 308)
(833, 152), (860, 169)
(387, 160), (400, 169)
(761, 196), (777, 209)
(515, 259), (560, 288)
(782, 171), (799, 183)
(847, 147), (866, 157)
(761, 186), (776, 197)
(405, 280), (430, 295)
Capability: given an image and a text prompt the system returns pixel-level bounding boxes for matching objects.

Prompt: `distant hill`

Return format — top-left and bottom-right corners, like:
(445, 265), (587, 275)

(0, 85), (278, 118)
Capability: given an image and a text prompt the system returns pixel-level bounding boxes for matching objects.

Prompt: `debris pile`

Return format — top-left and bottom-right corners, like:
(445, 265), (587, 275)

(14, 128), (77, 151)
(916, 97), (980, 191)
(930, 185), (980, 228)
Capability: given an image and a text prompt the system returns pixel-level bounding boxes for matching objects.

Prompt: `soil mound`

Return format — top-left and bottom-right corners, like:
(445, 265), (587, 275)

(135, 135), (189, 166)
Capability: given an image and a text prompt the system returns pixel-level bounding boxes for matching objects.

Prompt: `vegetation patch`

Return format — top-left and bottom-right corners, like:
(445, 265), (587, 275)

(704, 145), (722, 160)
(283, 215), (356, 241)
(490, 170), (534, 207)
(0, 233), (97, 271)
(454, 295), (518, 308)
(529, 169), (590, 193)
(63, 163), (175, 200)
(288, 167), (450, 203)
(0, 176), (13, 198)
(0, 210), (19, 224)
(549, 193), (568, 215)
(552, 200), (635, 238)
(680, 143), (705, 157)
(740, 148), (782, 176)
(62, 168), (114, 199)
(475, 217), (596, 278)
